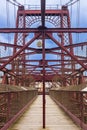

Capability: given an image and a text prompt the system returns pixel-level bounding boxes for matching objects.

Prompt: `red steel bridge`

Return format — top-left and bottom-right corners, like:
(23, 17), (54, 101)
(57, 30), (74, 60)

(0, 0), (87, 129)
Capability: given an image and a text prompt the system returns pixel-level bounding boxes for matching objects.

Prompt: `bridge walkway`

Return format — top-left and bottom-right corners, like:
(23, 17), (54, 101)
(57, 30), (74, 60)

(8, 95), (81, 130)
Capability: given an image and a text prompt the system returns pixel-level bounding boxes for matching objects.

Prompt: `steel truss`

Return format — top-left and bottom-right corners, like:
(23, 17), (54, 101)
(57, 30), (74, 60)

(0, 1), (87, 129)
(0, 5), (87, 86)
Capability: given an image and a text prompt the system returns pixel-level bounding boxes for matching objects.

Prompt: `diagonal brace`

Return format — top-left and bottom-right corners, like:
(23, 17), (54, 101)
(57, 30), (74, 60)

(46, 33), (87, 70)
(0, 33), (41, 70)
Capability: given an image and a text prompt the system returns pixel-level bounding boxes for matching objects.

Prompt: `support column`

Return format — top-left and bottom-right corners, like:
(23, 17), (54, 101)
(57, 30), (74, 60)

(78, 72), (84, 84)
(2, 72), (9, 84)
(42, 31), (46, 128)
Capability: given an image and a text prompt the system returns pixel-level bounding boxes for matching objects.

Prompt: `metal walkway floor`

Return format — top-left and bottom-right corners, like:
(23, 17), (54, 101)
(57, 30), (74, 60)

(8, 95), (81, 130)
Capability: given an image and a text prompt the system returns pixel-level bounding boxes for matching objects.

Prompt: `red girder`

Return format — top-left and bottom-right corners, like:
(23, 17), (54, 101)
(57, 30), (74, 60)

(49, 42), (87, 50)
(46, 33), (87, 70)
(2, 68), (16, 77)
(18, 10), (68, 16)
(0, 28), (87, 33)
(0, 33), (41, 70)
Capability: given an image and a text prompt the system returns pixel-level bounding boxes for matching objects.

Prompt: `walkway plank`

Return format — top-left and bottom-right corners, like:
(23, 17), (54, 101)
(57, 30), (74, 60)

(8, 95), (81, 130)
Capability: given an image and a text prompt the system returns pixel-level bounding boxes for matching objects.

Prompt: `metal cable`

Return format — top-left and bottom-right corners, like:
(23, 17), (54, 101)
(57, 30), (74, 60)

(65, 0), (80, 6)
(12, 0), (22, 6)
(76, 0), (80, 69)
(6, 0), (22, 7)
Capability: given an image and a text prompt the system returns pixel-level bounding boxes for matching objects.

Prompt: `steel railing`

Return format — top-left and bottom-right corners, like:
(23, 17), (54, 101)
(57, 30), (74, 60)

(49, 90), (87, 130)
(0, 89), (38, 130)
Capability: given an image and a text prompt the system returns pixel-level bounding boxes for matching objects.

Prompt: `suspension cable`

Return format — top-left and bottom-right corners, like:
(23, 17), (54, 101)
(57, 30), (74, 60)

(65, 0), (80, 7)
(13, 0), (16, 22)
(6, 0), (10, 41)
(6, 0), (22, 7)
(60, 0), (62, 6)
(12, 0), (22, 6)
(6, 0), (18, 6)
(76, 0), (80, 69)
(65, 0), (73, 6)
(6, 0), (12, 57)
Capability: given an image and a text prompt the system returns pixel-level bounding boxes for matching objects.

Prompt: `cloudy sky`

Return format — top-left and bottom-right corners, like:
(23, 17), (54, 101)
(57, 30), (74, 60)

(0, 0), (87, 27)
(0, 0), (87, 28)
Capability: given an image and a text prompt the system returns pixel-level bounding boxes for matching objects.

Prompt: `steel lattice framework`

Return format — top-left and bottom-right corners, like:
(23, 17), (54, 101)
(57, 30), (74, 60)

(0, 1), (87, 128)
(0, 4), (87, 86)
(0, 0), (86, 86)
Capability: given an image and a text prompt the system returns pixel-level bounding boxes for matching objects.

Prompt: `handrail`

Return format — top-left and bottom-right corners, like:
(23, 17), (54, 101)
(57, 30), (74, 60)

(49, 90), (87, 130)
(0, 90), (38, 129)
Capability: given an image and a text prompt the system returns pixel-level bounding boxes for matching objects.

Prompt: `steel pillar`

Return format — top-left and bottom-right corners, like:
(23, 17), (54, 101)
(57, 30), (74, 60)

(41, 0), (45, 27)
(42, 32), (46, 128)
(2, 72), (9, 84)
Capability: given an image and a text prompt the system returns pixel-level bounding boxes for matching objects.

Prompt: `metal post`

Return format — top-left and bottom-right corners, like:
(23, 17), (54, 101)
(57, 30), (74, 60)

(43, 77), (45, 128)
(80, 92), (84, 129)
(7, 92), (11, 121)
(42, 31), (46, 128)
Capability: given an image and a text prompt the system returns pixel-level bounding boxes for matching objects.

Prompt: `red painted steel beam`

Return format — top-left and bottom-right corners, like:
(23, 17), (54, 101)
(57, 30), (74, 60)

(75, 55), (87, 59)
(1, 42), (87, 60)
(18, 10), (68, 16)
(0, 33), (41, 70)
(49, 42), (87, 51)
(0, 42), (86, 59)
(41, 0), (45, 27)
(21, 49), (68, 55)
(1, 28), (87, 33)
(0, 42), (40, 52)
(23, 51), (37, 55)
(48, 51), (68, 55)
(27, 66), (39, 74)
(0, 42), (18, 48)
(19, 59), (86, 63)
(2, 68), (16, 77)
(42, 32), (46, 129)
(70, 67), (86, 77)
(65, 42), (87, 48)
(48, 65), (64, 78)
(28, 74), (54, 82)
(44, 28), (87, 33)
(46, 33), (87, 70)
(0, 56), (12, 60)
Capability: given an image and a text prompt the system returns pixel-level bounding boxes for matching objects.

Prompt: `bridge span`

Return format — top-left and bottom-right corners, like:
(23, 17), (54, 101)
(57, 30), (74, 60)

(8, 95), (81, 130)
(0, 86), (87, 130)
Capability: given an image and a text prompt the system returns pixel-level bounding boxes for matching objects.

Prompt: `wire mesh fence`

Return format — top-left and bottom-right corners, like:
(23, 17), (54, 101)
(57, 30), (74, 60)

(0, 89), (38, 129)
(49, 90), (87, 130)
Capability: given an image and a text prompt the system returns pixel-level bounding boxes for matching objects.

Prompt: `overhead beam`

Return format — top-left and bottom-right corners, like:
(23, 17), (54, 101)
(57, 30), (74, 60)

(49, 42), (87, 50)
(1, 28), (87, 33)
(18, 9), (68, 16)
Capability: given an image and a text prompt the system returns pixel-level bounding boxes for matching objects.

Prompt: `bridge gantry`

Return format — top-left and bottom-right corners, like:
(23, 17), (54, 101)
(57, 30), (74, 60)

(0, 0), (87, 129)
